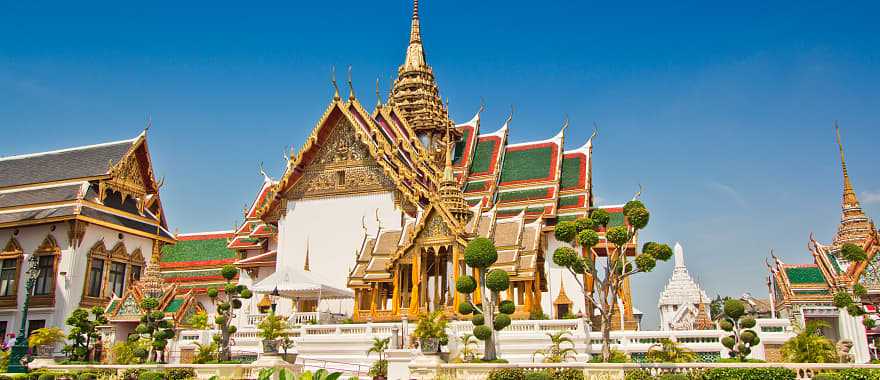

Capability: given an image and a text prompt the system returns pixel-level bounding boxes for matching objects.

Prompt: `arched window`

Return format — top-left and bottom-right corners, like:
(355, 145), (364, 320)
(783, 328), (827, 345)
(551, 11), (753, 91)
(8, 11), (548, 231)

(83, 241), (108, 303)
(31, 235), (60, 307)
(82, 240), (147, 307)
(0, 238), (23, 307)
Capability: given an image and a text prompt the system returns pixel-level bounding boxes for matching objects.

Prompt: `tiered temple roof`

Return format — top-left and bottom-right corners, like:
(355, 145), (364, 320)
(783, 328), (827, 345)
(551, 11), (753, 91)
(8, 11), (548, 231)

(0, 132), (173, 242)
(771, 128), (880, 309)
(160, 231), (238, 293)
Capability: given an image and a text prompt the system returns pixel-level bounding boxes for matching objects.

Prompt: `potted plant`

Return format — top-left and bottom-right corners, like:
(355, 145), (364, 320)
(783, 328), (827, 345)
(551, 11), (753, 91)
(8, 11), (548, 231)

(367, 337), (390, 380)
(257, 311), (288, 355)
(413, 311), (448, 354)
(28, 327), (65, 358)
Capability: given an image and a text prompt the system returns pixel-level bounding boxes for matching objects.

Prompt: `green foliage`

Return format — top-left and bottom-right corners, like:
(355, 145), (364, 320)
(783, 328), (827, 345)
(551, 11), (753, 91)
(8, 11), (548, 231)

(590, 209), (610, 227)
(623, 200), (645, 216)
(456, 275), (477, 293)
(740, 316), (756, 329)
(625, 203), (650, 230)
(702, 368), (795, 380)
(624, 370), (653, 380)
(547, 368), (584, 380)
(652, 243), (673, 261)
(110, 339), (149, 364)
(138, 372), (165, 380)
(588, 349), (630, 363)
(657, 375), (689, 380)
(486, 368), (527, 380)
(164, 368), (196, 380)
(553, 247), (578, 267)
(472, 314), (485, 326)
(28, 327), (65, 348)
(206, 288), (219, 298)
(645, 338), (698, 363)
(186, 310), (209, 330)
(634, 253), (656, 272)
(473, 325), (492, 341)
(140, 297), (159, 310)
(525, 371), (552, 380)
(532, 331), (576, 363)
(781, 321), (838, 363)
(458, 302), (475, 315)
(499, 300), (516, 315)
(719, 319), (734, 332)
(368, 359), (388, 378)
(574, 218), (597, 233)
(836, 369), (880, 380)
(486, 269), (510, 292)
(413, 311), (448, 340)
(257, 311), (290, 340)
(220, 264), (238, 280)
(193, 341), (218, 364)
(854, 284), (868, 297)
(606, 226), (630, 246)
(493, 314), (511, 330)
(464, 237), (498, 268)
(554, 221), (578, 243)
(813, 373), (841, 380)
(841, 243), (868, 262)
(723, 299), (745, 319)
(63, 307), (108, 362)
(834, 292), (854, 308)
(577, 229), (599, 247)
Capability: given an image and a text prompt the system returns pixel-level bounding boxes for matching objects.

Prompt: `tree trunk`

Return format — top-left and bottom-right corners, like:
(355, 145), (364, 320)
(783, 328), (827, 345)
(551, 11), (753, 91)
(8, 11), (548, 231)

(601, 314), (612, 362)
(582, 316), (592, 359)
(481, 271), (498, 361)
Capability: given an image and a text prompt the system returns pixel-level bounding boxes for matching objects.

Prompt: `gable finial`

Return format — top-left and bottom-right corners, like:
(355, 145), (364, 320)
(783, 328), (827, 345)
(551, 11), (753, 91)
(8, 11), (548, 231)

(590, 122), (599, 141)
(347, 65), (356, 101)
(503, 105), (515, 127)
(631, 184), (643, 201)
(375, 76), (382, 107)
(562, 114), (570, 133)
(331, 65), (341, 101)
(145, 115), (152, 132)
(478, 97), (486, 115)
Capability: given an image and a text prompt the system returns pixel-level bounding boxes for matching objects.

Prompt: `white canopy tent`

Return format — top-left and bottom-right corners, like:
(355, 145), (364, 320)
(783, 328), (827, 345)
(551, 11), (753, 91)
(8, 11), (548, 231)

(251, 266), (354, 300)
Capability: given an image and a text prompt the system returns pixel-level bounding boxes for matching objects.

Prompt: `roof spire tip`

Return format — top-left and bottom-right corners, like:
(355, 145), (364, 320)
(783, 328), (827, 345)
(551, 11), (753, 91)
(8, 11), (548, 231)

(347, 65), (356, 101)
(331, 65), (341, 101)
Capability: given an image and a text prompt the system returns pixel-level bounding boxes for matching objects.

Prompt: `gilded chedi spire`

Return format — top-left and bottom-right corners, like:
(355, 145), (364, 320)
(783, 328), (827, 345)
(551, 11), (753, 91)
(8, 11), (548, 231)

(388, 0), (454, 156)
(439, 127), (472, 224)
(832, 125), (874, 247)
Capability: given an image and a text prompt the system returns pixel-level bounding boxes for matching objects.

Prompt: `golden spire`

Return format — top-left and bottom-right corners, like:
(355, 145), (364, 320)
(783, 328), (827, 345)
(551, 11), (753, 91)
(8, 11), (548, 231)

(406, 0), (425, 67)
(304, 236), (311, 271)
(331, 66), (341, 101)
(832, 124), (873, 247)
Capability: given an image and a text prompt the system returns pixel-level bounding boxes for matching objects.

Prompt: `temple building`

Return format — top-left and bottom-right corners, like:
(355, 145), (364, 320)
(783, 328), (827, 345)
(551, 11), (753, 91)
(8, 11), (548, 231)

(220, 0), (642, 329)
(770, 128), (880, 362)
(0, 132), (174, 339)
(657, 243), (713, 331)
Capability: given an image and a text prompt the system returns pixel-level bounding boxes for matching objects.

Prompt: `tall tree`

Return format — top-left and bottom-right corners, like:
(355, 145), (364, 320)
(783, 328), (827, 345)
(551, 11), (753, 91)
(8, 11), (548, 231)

(133, 297), (175, 363)
(63, 306), (108, 362)
(456, 237), (514, 361)
(552, 199), (673, 361)
(207, 264), (253, 361)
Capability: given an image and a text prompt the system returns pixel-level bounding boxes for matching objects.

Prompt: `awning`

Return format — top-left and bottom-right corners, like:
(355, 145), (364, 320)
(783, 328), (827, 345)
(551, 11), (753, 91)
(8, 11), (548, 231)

(251, 266), (353, 300)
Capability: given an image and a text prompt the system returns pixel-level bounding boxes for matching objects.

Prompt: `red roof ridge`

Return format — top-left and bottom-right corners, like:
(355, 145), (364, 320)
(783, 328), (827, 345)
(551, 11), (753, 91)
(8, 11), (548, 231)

(177, 231), (234, 241)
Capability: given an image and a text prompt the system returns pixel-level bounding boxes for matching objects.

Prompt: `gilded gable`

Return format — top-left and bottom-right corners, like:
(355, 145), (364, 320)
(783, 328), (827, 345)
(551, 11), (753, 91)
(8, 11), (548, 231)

(286, 117), (395, 200)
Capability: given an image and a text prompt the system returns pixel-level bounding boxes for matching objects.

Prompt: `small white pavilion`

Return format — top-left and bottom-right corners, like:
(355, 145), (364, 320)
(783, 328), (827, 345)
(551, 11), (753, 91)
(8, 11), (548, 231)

(658, 243), (712, 330)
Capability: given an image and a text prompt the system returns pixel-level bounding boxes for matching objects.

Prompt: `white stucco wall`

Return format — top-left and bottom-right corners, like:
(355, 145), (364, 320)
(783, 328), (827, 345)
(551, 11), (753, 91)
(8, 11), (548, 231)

(543, 234), (588, 318)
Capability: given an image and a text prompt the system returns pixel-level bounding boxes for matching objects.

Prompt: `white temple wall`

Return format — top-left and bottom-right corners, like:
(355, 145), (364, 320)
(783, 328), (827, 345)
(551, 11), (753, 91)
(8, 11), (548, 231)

(0, 223), (153, 339)
(275, 192), (402, 317)
(542, 234), (587, 318)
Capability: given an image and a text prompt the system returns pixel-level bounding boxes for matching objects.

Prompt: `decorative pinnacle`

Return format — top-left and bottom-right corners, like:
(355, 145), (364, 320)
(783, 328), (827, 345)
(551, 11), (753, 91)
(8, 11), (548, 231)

(375, 76), (382, 107)
(331, 66), (340, 101)
(347, 65), (356, 101)
(410, 0), (421, 44)
(835, 123), (860, 208)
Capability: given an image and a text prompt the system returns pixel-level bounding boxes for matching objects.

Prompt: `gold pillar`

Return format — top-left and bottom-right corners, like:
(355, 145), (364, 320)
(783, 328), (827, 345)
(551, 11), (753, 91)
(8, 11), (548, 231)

(408, 250), (421, 317)
(370, 284), (378, 320)
(433, 248), (440, 311)
(452, 244), (460, 312)
(353, 289), (361, 320)
(525, 281), (534, 312)
(391, 268), (401, 315)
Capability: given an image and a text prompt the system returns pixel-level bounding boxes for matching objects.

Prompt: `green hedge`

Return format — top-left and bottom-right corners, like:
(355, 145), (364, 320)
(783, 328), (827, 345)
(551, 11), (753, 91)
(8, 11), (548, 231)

(702, 368), (795, 380)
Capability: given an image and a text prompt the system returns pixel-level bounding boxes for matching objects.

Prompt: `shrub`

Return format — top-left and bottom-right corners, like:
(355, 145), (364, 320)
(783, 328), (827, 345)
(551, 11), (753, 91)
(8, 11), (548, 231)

(548, 368), (583, 380)
(525, 371), (551, 380)
(137, 371), (165, 380)
(486, 368), (527, 380)
(837, 369), (880, 380)
(164, 367), (196, 379)
(813, 373), (841, 380)
(703, 368), (795, 380)
(624, 369), (652, 380)
(464, 237), (497, 268)
(658, 375), (689, 380)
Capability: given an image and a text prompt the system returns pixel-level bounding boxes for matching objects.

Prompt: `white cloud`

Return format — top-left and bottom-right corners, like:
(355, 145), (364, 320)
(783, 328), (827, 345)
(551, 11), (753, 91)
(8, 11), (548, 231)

(862, 191), (880, 204)
(707, 182), (749, 208)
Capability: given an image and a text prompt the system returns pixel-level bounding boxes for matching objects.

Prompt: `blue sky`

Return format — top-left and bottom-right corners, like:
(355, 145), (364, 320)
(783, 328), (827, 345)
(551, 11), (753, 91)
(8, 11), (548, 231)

(1, 1), (878, 327)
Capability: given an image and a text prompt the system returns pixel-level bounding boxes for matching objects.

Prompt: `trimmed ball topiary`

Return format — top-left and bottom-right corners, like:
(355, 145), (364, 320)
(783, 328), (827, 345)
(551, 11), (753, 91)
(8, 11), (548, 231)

(841, 243), (867, 262)
(723, 299), (745, 319)
(721, 336), (735, 349)
(626, 206), (650, 230)
(623, 200), (646, 217)
(606, 226), (630, 246)
(150, 311), (164, 320)
(719, 319), (734, 332)
(135, 324), (149, 334)
(590, 209), (610, 227)
(240, 288), (253, 299)
(217, 303), (231, 312)
(486, 269), (510, 292)
(465, 237), (498, 269)
(833, 292), (854, 308)
(740, 330), (757, 345)
(575, 218), (597, 233)
(554, 221), (578, 243)
(634, 254), (656, 272)
(224, 283), (238, 294)
(214, 315), (227, 326)
(206, 288), (219, 298)
(227, 325), (237, 334)
(499, 300), (516, 315)
(140, 297), (159, 310)
(458, 302), (475, 315)
(473, 325), (492, 341)
(220, 264), (238, 280)
(740, 316), (756, 328)
(472, 314), (485, 326)
(571, 257), (588, 274)
(494, 314), (511, 331)
(577, 229), (600, 248)
(653, 243), (673, 261)
(553, 247), (578, 267)
(232, 298), (243, 309)
(854, 284), (868, 297)
(456, 275), (477, 293)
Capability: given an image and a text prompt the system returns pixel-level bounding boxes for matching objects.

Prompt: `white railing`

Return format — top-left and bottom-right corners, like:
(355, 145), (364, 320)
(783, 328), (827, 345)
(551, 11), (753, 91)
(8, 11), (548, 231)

(247, 311), (341, 326)
(37, 362), (299, 380)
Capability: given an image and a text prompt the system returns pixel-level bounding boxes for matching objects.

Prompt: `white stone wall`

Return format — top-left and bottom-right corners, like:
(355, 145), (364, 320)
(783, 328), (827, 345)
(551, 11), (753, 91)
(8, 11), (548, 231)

(543, 234), (587, 318)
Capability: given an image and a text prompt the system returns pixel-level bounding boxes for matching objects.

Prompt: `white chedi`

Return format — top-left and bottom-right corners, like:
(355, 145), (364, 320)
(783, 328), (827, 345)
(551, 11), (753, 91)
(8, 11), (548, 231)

(657, 242), (710, 330)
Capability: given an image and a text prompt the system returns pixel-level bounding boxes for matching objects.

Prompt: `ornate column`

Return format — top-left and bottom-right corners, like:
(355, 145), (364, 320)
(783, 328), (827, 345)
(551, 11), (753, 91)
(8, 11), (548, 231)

(408, 249), (421, 317)
(452, 244), (461, 311)
(391, 268), (401, 315)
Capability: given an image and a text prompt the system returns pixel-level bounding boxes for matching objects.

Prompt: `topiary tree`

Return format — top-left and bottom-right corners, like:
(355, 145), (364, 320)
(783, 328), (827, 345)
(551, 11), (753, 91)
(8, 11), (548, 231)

(552, 199), (674, 361)
(63, 306), (108, 362)
(207, 264), (253, 361)
(132, 297), (175, 363)
(456, 237), (514, 361)
(718, 299), (760, 361)
(830, 243), (879, 332)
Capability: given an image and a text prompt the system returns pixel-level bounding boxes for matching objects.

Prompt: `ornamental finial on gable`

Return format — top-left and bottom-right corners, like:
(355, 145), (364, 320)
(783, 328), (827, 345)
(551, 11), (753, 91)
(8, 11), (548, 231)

(347, 65), (356, 101)
(331, 66), (341, 101)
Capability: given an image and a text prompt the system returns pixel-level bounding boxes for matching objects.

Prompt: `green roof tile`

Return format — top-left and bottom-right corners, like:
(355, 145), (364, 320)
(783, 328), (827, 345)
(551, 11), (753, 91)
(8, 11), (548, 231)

(500, 146), (554, 183)
(785, 266), (827, 284)
(558, 195), (583, 208)
(161, 238), (236, 264)
(469, 139), (498, 174)
(793, 289), (830, 295)
(453, 128), (473, 165)
(826, 253), (843, 274)
(497, 187), (552, 203)
(164, 298), (185, 313)
(560, 156), (584, 190)
(464, 180), (489, 193)
(161, 268), (223, 280)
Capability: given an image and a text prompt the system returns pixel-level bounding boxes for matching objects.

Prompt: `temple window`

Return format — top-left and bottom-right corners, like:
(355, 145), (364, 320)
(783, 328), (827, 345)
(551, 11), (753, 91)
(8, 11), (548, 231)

(108, 261), (127, 297)
(87, 259), (105, 297)
(131, 265), (142, 283)
(335, 170), (345, 186)
(31, 236), (60, 300)
(0, 238), (22, 302)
